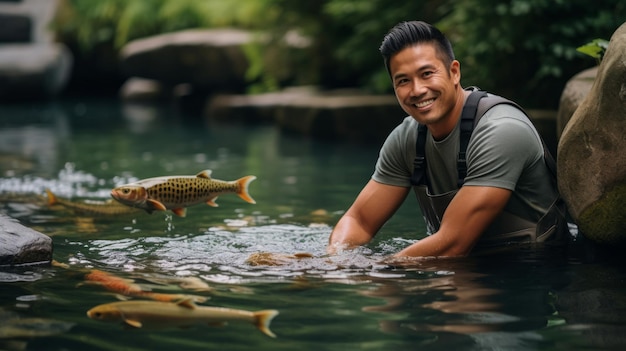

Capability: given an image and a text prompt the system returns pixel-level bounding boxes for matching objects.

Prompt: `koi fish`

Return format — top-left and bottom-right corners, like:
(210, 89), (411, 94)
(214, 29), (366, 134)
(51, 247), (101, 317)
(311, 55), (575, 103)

(87, 299), (279, 338)
(45, 189), (143, 217)
(110, 170), (256, 217)
(83, 269), (207, 303)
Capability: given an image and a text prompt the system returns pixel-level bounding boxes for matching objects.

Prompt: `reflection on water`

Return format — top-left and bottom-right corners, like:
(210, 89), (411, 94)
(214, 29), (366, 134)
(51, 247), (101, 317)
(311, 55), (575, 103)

(0, 99), (625, 350)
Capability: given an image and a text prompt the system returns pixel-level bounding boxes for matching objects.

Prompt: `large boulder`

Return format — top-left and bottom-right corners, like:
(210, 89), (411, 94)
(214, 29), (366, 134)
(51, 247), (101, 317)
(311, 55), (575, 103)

(0, 215), (52, 266)
(0, 43), (73, 100)
(120, 29), (253, 92)
(0, 0), (72, 100)
(556, 67), (597, 139)
(557, 23), (626, 245)
(206, 88), (407, 144)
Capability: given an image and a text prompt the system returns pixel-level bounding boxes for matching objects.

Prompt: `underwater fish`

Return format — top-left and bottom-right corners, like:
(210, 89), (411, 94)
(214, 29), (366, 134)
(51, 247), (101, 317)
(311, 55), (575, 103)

(84, 269), (207, 303)
(142, 276), (213, 292)
(110, 170), (256, 217)
(45, 189), (143, 217)
(87, 299), (279, 338)
(246, 252), (314, 266)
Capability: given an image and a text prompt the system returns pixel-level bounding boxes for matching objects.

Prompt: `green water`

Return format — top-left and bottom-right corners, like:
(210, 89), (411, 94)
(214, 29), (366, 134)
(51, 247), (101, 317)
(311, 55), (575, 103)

(1, 99), (625, 351)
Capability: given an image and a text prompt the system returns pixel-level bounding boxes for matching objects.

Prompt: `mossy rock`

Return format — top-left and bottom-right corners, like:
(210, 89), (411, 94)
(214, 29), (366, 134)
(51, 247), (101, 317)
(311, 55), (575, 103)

(577, 183), (626, 245)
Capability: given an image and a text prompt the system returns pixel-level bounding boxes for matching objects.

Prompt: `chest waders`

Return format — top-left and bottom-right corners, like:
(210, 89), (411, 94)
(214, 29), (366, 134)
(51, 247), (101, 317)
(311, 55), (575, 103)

(411, 87), (567, 251)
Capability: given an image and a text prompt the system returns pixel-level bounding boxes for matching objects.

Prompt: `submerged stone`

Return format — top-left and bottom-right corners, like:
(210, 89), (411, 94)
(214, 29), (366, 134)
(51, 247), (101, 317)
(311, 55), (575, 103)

(0, 214), (52, 266)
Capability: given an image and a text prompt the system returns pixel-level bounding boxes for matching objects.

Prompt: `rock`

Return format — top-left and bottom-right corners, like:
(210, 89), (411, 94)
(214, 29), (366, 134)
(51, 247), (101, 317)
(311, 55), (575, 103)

(119, 77), (169, 102)
(557, 23), (626, 245)
(0, 0), (73, 100)
(120, 29), (253, 92)
(0, 43), (73, 100)
(0, 13), (32, 43)
(556, 67), (597, 139)
(206, 87), (406, 143)
(0, 214), (52, 266)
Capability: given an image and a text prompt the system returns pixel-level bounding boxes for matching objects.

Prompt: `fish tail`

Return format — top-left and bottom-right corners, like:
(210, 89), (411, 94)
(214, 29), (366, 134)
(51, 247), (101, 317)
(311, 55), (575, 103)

(253, 309), (279, 338)
(45, 188), (57, 206)
(236, 176), (257, 204)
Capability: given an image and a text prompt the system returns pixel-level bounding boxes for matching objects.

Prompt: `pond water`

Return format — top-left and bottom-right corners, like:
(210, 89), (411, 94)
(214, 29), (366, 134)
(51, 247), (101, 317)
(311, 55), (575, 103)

(1, 98), (625, 351)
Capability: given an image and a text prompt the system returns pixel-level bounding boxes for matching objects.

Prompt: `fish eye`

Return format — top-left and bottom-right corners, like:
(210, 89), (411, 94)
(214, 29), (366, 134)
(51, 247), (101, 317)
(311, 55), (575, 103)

(121, 188), (130, 194)
(93, 312), (102, 318)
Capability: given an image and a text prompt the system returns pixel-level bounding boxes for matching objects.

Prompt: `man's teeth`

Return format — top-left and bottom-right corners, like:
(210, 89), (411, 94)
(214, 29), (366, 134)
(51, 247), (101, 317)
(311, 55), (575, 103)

(415, 99), (434, 108)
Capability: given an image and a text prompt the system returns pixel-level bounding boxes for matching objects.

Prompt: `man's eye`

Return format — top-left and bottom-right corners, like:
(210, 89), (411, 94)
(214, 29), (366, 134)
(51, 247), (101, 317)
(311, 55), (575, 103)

(395, 78), (409, 86)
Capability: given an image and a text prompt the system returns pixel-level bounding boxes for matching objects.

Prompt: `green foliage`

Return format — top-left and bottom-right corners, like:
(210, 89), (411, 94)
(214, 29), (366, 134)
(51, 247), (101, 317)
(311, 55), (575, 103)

(263, 0), (452, 91)
(53, 0), (278, 51)
(52, 0), (626, 107)
(576, 38), (610, 64)
(436, 0), (625, 108)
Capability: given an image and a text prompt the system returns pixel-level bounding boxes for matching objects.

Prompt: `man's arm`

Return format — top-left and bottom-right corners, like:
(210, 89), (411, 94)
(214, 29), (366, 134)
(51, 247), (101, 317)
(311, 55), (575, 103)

(327, 180), (410, 253)
(394, 185), (511, 257)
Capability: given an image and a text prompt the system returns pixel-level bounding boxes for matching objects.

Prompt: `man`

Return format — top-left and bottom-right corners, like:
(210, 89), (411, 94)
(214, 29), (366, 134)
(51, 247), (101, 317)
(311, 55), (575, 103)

(327, 21), (565, 258)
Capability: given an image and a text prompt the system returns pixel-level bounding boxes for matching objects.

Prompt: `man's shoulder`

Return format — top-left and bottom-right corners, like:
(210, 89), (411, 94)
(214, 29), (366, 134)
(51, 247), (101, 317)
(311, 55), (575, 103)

(387, 116), (418, 139)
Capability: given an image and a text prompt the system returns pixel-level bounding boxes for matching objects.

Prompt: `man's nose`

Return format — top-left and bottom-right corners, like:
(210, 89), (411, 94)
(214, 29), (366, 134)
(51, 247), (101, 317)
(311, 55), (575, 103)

(410, 79), (427, 96)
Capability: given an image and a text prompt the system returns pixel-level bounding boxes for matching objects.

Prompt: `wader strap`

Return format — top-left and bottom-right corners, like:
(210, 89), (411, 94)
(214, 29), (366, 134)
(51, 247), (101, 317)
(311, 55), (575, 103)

(410, 124), (428, 186)
(458, 89), (488, 187)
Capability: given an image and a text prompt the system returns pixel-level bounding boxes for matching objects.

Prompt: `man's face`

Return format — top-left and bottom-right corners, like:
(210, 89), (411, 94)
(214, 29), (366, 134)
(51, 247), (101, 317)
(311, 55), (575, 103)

(389, 43), (462, 133)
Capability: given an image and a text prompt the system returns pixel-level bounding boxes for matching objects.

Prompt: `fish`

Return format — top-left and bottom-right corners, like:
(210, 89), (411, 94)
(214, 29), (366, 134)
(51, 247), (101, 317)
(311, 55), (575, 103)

(45, 188), (144, 217)
(246, 252), (314, 266)
(142, 276), (213, 292)
(110, 170), (256, 217)
(83, 269), (207, 303)
(86, 299), (279, 338)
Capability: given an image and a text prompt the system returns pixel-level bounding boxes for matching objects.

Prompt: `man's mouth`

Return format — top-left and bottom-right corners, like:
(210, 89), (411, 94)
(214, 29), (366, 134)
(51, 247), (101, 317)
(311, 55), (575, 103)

(414, 98), (435, 108)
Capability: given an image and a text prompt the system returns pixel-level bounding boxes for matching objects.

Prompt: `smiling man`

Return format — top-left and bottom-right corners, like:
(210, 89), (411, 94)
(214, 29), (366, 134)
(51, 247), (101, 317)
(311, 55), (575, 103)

(328, 21), (567, 258)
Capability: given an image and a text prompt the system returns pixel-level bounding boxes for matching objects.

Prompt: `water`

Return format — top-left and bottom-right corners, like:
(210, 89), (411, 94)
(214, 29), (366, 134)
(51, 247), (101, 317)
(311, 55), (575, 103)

(1, 98), (625, 351)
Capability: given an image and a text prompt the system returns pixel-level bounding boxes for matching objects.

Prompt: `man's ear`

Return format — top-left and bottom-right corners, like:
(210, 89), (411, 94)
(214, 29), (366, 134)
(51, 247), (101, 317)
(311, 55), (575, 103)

(450, 60), (461, 85)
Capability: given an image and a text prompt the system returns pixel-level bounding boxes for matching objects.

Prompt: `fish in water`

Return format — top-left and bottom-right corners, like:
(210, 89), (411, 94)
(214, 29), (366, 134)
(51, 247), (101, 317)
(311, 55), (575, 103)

(110, 170), (256, 217)
(87, 299), (279, 338)
(45, 189), (143, 217)
(83, 269), (207, 303)
(246, 252), (314, 266)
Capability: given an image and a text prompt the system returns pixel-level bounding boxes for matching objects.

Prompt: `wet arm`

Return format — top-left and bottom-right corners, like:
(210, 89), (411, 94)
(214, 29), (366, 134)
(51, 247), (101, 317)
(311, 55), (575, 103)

(394, 185), (511, 258)
(328, 180), (409, 253)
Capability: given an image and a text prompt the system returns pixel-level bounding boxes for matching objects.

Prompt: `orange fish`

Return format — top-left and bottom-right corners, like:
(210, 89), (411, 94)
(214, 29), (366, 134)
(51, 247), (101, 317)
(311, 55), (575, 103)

(84, 270), (206, 303)
(110, 170), (256, 217)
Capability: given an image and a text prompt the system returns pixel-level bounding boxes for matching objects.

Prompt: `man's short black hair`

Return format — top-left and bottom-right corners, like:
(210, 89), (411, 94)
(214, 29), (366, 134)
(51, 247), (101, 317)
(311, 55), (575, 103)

(379, 21), (455, 75)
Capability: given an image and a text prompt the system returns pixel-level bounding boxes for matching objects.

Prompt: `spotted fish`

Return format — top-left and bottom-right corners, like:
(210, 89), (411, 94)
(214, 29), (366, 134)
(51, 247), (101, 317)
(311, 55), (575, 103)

(110, 170), (256, 217)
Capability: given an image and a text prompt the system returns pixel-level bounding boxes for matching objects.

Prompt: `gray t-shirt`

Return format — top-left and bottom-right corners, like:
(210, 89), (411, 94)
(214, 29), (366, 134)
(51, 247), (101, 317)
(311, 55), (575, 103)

(373, 103), (558, 222)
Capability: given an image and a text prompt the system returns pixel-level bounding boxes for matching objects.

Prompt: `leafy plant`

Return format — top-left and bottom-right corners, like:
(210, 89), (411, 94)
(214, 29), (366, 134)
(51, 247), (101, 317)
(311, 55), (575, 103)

(576, 39), (610, 64)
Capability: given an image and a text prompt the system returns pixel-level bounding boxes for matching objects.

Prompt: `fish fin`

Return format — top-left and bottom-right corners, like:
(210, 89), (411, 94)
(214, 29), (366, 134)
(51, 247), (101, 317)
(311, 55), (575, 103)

(196, 170), (213, 179)
(254, 310), (279, 338)
(146, 199), (167, 211)
(115, 294), (132, 301)
(206, 196), (219, 207)
(124, 318), (143, 328)
(45, 188), (57, 205)
(236, 176), (257, 204)
(175, 298), (197, 309)
(171, 208), (187, 217)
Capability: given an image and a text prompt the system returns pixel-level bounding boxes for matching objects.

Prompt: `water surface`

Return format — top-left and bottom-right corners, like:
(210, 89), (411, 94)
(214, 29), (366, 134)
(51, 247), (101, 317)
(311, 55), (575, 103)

(1, 99), (625, 351)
